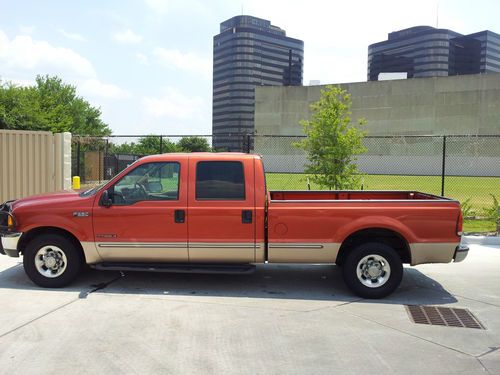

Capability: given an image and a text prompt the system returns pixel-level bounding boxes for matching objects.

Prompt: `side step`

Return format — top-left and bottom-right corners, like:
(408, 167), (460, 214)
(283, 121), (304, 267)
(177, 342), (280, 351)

(91, 262), (256, 275)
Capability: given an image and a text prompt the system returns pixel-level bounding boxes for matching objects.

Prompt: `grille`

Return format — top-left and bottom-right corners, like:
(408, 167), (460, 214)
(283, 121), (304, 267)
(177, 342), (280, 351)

(405, 305), (485, 329)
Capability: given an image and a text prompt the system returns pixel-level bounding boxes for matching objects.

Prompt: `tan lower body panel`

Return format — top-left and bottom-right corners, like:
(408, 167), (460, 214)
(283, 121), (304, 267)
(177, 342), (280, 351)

(95, 242), (188, 262)
(410, 242), (458, 265)
(268, 243), (340, 263)
(188, 243), (256, 263)
(81, 242), (102, 264)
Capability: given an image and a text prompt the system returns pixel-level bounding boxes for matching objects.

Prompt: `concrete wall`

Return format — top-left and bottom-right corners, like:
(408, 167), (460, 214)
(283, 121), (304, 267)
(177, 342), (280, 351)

(254, 73), (500, 176)
(0, 130), (72, 202)
(255, 73), (500, 136)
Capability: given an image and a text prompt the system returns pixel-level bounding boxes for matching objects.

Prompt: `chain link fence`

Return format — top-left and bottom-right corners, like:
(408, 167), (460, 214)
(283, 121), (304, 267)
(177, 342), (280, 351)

(72, 134), (500, 232)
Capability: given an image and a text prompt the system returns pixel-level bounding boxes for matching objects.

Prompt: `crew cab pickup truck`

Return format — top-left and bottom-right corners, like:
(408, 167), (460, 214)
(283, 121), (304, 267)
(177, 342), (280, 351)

(0, 153), (468, 298)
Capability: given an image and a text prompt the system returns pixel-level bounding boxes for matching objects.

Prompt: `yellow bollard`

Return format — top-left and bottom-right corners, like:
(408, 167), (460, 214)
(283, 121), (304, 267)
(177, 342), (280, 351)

(72, 176), (81, 190)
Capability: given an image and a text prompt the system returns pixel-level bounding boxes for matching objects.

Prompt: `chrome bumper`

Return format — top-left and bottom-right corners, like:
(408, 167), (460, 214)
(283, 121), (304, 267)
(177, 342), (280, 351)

(453, 244), (469, 263)
(0, 232), (22, 257)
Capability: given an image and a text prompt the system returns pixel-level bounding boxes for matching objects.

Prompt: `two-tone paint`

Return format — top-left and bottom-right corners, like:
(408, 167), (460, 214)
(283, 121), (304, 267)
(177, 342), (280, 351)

(1, 153), (466, 268)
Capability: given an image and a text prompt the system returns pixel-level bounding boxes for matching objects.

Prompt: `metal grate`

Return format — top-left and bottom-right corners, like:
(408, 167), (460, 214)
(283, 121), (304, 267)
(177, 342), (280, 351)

(405, 305), (485, 329)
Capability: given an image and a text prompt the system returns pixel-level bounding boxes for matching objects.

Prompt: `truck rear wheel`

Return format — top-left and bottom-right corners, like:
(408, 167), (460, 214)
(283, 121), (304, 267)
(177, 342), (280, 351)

(342, 242), (403, 299)
(23, 234), (82, 288)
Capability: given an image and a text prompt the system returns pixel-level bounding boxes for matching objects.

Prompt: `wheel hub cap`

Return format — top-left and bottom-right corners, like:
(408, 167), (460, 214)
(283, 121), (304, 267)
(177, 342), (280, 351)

(356, 254), (391, 288)
(35, 246), (68, 278)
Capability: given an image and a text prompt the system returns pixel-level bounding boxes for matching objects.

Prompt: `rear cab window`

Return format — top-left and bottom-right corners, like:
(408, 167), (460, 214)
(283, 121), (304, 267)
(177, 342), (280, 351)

(195, 161), (245, 200)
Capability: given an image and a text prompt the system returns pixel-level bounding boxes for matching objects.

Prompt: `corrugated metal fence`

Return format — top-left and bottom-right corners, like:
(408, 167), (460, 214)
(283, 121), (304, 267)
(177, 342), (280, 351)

(0, 130), (71, 202)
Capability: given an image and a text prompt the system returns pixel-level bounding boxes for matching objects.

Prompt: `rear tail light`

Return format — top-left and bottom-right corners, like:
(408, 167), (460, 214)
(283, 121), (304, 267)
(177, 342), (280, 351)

(456, 211), (463, 236)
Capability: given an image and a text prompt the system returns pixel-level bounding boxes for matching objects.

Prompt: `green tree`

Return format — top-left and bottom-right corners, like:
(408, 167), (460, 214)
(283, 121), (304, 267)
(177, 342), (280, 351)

(178, 136), (211, 152)
(0, 75), (111, 136)
(109, 136), (179, 155)
(294, 85), (367, 190)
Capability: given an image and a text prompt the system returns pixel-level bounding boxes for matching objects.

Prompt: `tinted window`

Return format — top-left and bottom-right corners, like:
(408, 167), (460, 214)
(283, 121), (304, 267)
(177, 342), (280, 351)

(196, 161), (245, 200)
(111, 162), (180, 205)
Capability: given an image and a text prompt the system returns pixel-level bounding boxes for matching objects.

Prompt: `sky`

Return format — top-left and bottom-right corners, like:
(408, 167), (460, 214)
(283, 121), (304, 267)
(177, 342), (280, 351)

(1, 0), (499, 136)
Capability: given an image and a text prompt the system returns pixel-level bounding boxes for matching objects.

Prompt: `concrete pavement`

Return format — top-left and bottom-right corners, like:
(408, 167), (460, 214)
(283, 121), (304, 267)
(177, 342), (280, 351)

(0, 244), (499, 374)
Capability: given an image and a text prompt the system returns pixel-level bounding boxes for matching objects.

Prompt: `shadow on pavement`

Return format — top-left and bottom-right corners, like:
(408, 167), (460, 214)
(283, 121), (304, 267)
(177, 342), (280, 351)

(0, 262), (457, 305)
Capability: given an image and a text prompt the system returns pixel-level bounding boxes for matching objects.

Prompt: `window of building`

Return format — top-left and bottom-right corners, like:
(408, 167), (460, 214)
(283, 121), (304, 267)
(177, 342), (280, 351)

(196, 161), (245, 200)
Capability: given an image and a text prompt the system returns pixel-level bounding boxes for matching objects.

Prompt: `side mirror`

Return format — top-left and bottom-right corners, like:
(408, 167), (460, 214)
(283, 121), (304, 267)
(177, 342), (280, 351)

(101, 190), (113, 208)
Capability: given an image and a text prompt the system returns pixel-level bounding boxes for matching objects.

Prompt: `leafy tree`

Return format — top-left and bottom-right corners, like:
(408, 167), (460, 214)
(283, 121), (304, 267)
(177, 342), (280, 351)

(109, 136), (179, 155)
(178, 136), (211, 152)
(294, 85), (367, 190)
(0, 75), (111, 136)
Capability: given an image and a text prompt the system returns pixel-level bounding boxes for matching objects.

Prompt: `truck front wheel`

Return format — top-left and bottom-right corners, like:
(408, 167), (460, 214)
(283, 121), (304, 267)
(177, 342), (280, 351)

(23, 234), (82, 288)
(342, 242), (403, 299)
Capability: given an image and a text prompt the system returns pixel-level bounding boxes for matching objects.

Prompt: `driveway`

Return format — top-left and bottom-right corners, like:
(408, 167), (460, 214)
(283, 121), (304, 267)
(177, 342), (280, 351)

(0, 244), (499, 374)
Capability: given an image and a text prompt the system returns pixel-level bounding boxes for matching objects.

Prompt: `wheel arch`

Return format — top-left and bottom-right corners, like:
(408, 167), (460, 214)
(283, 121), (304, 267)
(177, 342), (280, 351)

(336, 228), (411, 266)
(18, 226), (85, 262)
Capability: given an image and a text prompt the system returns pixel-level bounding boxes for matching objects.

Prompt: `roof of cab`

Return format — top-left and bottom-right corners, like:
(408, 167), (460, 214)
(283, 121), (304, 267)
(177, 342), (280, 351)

(137, 152), (261, 162)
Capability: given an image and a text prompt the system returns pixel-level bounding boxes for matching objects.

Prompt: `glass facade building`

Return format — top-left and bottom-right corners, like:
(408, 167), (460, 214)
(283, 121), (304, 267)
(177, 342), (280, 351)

(368, 26), (500, 81)
(213, 16), (303, 151)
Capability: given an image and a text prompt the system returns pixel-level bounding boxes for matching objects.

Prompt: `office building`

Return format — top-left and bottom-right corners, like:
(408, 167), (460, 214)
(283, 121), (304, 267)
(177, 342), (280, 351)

(212, 15), (304, 151)
(368, 26), (500, 81)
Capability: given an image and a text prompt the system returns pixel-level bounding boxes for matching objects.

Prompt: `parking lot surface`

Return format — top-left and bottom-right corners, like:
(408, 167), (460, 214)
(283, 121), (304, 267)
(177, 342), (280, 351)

(0, 244), (499, 375)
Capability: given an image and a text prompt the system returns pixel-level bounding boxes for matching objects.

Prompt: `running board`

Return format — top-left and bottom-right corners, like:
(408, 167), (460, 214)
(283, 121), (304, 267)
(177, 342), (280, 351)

(91, 262), (256, 274)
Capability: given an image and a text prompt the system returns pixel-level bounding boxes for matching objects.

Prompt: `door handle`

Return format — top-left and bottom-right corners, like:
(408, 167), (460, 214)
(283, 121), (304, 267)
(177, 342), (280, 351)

(174, 210), (185, 223)
(242, 210), (252, 224)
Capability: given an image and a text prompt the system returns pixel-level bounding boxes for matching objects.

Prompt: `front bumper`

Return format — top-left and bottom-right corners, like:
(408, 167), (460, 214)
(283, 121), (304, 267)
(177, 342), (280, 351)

(0, 232), (22, 257)
(453, 243), (469, 263)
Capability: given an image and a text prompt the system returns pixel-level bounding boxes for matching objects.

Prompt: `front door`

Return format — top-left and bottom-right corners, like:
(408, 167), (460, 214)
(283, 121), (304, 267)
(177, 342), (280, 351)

(187, 157), (256, 263)
(93, 158), (188, 262)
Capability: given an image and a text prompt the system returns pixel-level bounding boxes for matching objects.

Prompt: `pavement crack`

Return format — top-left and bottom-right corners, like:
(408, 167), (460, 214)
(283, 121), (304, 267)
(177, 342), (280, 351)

(477, 346), (500, 358)
(344, 311), (476, 358)
(0, 299), (79, 339)
(414, 284), (500, 308)
(476, 358), (492, 375)
(304, 298), (364, 313)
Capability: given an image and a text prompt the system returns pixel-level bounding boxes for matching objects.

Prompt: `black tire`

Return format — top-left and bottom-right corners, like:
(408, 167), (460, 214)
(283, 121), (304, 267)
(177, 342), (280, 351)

(342, 242), (403, 299)
(23, 234), (82, 288)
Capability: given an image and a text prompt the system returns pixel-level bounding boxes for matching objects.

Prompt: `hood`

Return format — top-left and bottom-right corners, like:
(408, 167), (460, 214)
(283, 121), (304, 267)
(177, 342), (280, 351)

(11, 190), (83, 211)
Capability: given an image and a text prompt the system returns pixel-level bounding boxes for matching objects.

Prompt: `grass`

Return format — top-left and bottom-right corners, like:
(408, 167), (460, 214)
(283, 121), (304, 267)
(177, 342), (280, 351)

(463, 219), (496, 233)
(266, 173), (499, 233)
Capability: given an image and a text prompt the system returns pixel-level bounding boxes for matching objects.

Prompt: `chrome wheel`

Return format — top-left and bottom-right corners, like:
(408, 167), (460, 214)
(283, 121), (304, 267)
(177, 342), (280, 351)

(34, 245), (68, 278)
(356, 254), (391, 288)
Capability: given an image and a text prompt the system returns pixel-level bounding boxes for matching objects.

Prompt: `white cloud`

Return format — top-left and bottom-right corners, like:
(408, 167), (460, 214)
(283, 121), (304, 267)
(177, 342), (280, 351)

(142, 87), (205, 120)
(80, 78), (131, 99)
(153, 47), (210, 77)
(0, 30), (130, 102)
(0, 30), (95, 77)
(136, 52), (150, 65)
(112, 29), (143, 44)
(58, 28), (86, 42)
(19, 25), (36, 35)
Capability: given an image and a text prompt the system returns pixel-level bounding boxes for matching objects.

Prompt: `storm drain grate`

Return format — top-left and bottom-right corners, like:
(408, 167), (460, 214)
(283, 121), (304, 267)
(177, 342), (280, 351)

(405, 305), (485, 329)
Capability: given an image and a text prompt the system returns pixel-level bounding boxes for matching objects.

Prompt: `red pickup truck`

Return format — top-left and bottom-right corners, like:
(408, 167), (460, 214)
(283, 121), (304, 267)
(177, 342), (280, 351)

(0, 153), (468, 298)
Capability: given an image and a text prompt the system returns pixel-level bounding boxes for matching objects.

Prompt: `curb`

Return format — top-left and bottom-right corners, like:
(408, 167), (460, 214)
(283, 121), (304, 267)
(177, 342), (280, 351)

(463, 236), (500, 246)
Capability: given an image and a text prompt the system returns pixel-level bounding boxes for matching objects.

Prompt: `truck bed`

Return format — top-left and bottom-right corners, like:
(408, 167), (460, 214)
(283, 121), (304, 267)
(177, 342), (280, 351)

(269, 190), (452, 201)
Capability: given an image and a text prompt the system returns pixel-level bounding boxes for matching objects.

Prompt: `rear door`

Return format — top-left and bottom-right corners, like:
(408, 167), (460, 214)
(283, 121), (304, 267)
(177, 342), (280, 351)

(93, 157), (188, 262)
(187, 157), (256, 262)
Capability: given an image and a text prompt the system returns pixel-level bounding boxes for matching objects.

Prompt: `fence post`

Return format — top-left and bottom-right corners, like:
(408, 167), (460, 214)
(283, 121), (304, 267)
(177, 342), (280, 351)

(246, 134), (251, 154)
(76, 138), (81, 178)
(160, 136), (163, 154)
(441, 135), (447, 196)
